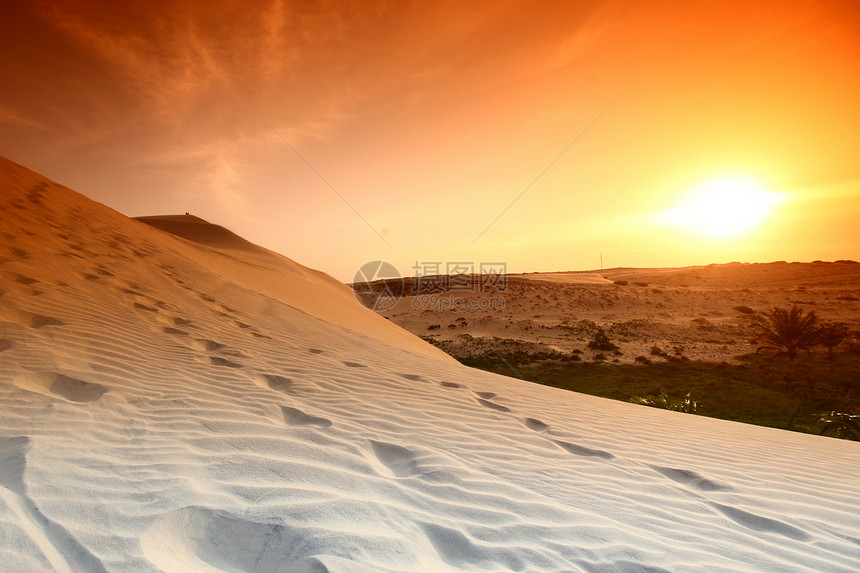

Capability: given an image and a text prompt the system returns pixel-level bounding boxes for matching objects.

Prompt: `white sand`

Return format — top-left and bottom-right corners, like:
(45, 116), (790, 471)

(1, 155), (860, 572)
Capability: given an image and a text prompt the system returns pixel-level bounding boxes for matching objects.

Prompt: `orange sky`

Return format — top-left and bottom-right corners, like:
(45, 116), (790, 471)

(1, 1), (859, 281)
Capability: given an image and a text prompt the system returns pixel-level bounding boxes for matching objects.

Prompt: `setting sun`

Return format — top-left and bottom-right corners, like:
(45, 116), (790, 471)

(655, 176), (786, 239)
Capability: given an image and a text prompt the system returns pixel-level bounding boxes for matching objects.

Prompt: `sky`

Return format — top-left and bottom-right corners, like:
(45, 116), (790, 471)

(1, 0), (859, 282)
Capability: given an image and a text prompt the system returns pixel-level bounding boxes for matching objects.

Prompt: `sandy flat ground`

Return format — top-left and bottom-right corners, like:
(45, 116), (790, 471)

(380, 263), (860, 363)
(2, 155), (860, 572)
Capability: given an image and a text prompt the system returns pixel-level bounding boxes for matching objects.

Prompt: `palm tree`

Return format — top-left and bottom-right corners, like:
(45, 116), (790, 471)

(816, 322), (850, 359)
(752, 305), (818, 379)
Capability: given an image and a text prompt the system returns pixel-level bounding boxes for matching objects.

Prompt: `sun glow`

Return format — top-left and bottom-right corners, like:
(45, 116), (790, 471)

(655, 176), (785, 239)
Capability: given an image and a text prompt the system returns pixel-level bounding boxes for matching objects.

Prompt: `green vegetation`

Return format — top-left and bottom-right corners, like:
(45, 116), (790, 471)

(633, 391), (697, 414)
(816, 322), (850, 359)
(455, 351), (859, 433)
(752, 305), (819, 379)
(421, 305), (859, 435)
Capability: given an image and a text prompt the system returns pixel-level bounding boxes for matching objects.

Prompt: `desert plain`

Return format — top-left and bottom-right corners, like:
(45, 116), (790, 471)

(377, 263), (860, 364)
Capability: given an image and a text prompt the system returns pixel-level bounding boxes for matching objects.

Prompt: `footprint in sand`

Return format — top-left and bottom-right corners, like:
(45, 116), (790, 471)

(210, 357), (243, 368)
(280, 406), (332, 428)
(369, 440), (420, 478)
(195, 356), (242, 368)
(251, 332), (272, 340)
(191, 339), (225, 351)
(1, 309), (64, 329)
(122, 280), (145, 292)
(141, 506), (328, 573)
(343, 361), (366, 368)
(232, 320), (252, 329)
(710, 502), (810, 541)
(651, 466), (732, 492)
(220, 349), (251, 359)
(13, 372), (106, 402)
(133, 302), (158, 312)
(257, 374), (293, 392)
(0, 340), (12, 352)
(474, 391), (497, 399)
(13, 275), (37, 285)
(476, 398), (511, 413)
(419, 522), (490, 568)
(161, 327), (189, 336)
(553, 440), (614, 460)
(523, 418), (549, 431)
(308, 348), (325, 355)
(400, 373), (424, 381)
(440, 381), (461, 389)
(157, 315), (192, 327)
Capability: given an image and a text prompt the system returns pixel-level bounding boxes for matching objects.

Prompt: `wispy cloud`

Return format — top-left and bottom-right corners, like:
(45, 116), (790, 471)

(0, 104), (46, 131)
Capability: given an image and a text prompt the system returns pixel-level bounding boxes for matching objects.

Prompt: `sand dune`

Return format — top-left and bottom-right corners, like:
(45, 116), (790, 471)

(2, 155), (860, 572)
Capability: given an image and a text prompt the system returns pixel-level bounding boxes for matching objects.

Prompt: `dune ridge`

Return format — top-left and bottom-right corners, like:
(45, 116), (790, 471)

(1, 155), (860, 572)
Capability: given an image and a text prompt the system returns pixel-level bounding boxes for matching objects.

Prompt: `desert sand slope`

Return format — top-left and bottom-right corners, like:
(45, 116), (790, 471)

(1, 155), (860, 572)
(130, 213), (455, 362)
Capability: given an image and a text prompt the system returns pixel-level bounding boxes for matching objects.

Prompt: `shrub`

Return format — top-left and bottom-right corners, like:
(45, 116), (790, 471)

(816, 322), (849, 359)
(587, 328), (619, 351)
(650, 345), (667, 357)
(634, 392), (697, 413)
(635, 355), (653, 365)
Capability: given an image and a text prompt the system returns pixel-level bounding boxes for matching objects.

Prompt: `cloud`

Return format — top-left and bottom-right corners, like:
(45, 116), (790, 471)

(0, 104), (46, 131)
